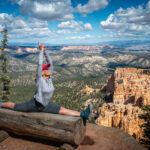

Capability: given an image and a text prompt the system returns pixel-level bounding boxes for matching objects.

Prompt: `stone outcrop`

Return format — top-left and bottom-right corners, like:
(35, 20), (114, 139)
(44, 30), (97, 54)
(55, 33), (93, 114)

(80, 85), (100, 96)
(97, 68), (150, 141)
(96, 103), (145, 140)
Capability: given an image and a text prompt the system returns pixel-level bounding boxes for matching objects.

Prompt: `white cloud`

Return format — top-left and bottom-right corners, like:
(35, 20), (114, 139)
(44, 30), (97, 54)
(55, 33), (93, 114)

(12, 0), (74, 21)
(71, 34), (92, 40)
(0, 13), (93, 43)
(12, 0), (110, 20)
(0, 13), (52, 41)
(84, 23), (93, 31)
(100, 0), (150, 36)
(58, 20), (83, 30)
(58, 20), (93, 32)
(76, 0), (109, 15)
(56, 29), (71, 34)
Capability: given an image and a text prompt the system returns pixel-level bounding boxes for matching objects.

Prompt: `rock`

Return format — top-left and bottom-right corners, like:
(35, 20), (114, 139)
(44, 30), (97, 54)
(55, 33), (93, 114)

(59, 144), (74, 150)
(0, 130), (9, 143)
(80, 85), (100, 96)
(114, 68), (150, 106)
(97, 68), (150, 141)
(96, 103), (145, 140)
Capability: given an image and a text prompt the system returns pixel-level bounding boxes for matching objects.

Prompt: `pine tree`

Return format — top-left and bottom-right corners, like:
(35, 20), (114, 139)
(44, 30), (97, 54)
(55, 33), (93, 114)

(138, 105), (150, 150)
(0, 29), (10, 102)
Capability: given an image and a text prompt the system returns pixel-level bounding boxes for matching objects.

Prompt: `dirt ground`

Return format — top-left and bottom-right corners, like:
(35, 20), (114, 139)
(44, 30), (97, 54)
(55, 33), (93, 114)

(0, 123), (147, 150)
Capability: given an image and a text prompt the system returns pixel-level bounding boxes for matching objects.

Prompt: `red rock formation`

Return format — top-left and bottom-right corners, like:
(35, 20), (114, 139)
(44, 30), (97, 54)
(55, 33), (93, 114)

(104, 68), (150, 107)
(96, 103), (145, 140)
(61, 45), (114, 51)
(97, 68), (150, 141)
(80, 85), (100, 96)
(16, 48), (38, 53)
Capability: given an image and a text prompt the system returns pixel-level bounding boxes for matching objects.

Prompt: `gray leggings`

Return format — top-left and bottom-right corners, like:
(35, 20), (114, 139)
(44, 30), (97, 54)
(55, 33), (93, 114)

(14, 97), (61, 114)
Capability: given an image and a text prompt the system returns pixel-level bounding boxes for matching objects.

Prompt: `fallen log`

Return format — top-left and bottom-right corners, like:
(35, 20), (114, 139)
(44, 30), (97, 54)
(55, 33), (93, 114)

(0, 108), (85, 145)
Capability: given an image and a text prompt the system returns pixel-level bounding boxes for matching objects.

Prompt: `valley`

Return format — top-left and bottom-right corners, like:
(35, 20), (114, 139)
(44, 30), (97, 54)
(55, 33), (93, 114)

(2, 45), (150, 124)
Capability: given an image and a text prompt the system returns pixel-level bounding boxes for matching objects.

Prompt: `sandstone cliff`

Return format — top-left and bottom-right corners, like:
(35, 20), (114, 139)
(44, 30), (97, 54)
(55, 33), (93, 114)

(97, 68), (150, 141)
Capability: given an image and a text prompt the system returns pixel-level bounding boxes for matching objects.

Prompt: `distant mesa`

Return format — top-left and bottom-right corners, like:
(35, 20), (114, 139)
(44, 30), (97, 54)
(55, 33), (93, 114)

(16, 48), (38, 53)
(61, 45), (114, 51)
(8, 45), (115, 54)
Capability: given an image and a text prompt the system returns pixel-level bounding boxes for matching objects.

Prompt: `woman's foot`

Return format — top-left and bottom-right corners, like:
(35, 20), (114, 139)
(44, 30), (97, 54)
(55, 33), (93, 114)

(80, 104), (93, 120)
(0, 100), (2, 108)
(0, 101), (15, 110)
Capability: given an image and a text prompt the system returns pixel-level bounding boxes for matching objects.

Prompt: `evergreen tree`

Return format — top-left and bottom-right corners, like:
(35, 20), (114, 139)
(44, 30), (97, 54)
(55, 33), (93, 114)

(139, 105), (150, 150)
(0, 29), (10, 102)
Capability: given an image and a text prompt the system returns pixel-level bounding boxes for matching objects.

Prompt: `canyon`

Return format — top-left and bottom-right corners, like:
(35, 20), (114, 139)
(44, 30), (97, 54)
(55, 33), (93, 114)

(96, 68), (150, 141)
(1, 45), (149, 149)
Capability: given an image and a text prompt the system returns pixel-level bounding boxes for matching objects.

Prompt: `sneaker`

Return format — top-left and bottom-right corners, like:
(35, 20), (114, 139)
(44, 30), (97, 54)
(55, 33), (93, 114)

(80, 104), (93, 120)
(0, 100), (2, 108)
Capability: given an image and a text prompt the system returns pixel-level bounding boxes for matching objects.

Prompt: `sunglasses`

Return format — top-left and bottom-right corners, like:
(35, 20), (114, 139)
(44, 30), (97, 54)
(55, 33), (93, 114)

(45, 67), (49, 70)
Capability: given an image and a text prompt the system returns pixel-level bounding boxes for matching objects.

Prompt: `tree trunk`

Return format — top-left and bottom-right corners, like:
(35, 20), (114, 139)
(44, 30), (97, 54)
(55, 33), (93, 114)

(0, 108), (86, 145)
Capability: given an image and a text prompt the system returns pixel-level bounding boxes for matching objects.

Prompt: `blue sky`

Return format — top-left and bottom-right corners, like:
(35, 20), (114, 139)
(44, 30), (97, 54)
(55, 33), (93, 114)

(0, 0), (149, 45)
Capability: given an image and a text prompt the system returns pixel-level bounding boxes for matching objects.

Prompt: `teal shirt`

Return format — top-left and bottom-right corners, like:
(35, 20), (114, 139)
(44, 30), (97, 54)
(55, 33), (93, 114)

(34, 50), (55, 106)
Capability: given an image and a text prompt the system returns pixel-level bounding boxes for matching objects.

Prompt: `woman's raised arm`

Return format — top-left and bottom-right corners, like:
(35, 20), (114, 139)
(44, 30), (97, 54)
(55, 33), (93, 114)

(44, 50), (53, 75)
(36, 50), (43, 80)
(36, 42), (44, 80)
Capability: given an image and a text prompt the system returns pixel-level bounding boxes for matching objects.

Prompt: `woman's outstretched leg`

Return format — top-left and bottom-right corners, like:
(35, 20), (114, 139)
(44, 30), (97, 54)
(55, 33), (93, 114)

(59, 107), (81, 117)
(59, 104), (93, 120)
(0, 102), (15, 110)
(39, 101), (93, 120)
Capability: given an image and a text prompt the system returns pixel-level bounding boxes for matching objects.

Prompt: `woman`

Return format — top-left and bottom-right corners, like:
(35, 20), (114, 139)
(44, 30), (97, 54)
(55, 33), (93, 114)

(0, 43), (93, 120)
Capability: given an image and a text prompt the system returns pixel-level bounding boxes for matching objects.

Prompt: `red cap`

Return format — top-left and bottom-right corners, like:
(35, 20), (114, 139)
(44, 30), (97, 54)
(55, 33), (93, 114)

(42, 64), (50, 70)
